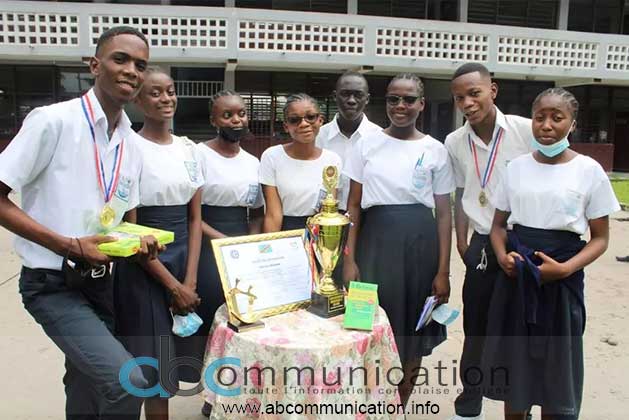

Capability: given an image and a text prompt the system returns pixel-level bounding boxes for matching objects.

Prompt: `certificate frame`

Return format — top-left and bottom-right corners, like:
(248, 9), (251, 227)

(211, 229), (313, 323)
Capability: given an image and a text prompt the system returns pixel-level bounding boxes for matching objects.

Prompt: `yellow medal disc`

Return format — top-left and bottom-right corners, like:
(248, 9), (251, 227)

(100, 204), (116, 228)
(478, 191), (488, 207)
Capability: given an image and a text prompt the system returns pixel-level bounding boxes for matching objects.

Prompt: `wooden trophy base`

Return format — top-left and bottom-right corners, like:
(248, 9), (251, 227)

(308, 290), (345, 318)
(227, 318), (265, 333)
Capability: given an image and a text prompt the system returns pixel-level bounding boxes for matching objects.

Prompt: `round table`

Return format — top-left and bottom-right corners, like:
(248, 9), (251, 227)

(202, 305), (404, 419)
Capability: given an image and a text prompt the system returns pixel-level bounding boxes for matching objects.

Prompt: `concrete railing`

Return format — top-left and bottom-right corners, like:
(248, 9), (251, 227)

(1, 1), (628, 84)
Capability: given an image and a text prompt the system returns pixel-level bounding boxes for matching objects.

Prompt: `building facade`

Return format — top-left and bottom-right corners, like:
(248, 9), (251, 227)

(1, 0), (628, 169)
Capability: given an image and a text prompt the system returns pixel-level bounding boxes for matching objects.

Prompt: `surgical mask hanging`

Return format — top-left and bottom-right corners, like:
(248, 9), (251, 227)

(171, 312), (203, 337)
(219, 126), (249, 143)
(531, 136), (570, 158)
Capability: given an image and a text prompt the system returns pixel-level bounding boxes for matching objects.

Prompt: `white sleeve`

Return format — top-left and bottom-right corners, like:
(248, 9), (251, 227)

(191, 141), (206, 188)
(259, 148), (277, 186)
(445, 136), (465, 189)
(492, 167), (511, 212)
(0, 107), (60, 191)
(432, 146), (457, 195)
(343, 138), (364, 184)
(585, 165), (621, 220)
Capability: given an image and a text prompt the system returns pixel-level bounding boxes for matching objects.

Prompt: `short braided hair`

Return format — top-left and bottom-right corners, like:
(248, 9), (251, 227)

(532, 87), (579, 120)
(387, 73), (424, 98)
(283, 93), (320, 118)
(209, 89), (242, 114)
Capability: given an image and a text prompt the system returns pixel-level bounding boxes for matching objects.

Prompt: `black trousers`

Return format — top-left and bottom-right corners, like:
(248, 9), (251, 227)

(454, 232), (499, 417)
(19, 267), (146, 420)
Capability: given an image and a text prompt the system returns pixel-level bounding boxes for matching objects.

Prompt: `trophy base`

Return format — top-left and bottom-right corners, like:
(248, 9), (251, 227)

(308, 290), (345, 318)
(227, 319), (265, 333)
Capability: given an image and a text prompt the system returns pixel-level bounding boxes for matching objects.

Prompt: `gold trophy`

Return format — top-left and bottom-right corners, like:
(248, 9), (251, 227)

(306, 165), (350, 318)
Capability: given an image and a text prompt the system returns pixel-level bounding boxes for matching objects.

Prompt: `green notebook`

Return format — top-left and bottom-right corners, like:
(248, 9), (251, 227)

(343, 281), (378, 331)
(97, 222), (175, 257)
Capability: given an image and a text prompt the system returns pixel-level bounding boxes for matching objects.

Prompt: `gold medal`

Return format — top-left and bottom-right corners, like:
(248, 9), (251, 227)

(478, 191), (488, 207)
(100, 204), (116, 228)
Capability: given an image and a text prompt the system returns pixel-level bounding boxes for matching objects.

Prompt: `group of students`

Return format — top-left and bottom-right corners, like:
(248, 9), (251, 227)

(0, 25), (621, 420)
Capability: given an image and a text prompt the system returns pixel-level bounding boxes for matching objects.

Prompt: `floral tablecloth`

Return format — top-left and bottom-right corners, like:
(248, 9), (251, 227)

(202, 305), (404, 419)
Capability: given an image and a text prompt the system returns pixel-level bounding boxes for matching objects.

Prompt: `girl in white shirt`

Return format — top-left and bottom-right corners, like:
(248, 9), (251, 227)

(114, 68), (204, 419)
(484, 88), (620, 420)
(260, 93), (342, 231)
(196, 90), (264, 417)
(343, 73), (455, 406)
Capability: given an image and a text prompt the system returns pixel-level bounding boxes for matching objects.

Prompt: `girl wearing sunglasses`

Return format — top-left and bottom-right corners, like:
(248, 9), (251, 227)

(344, 73), (455, 406)
(260, 93), (342, 231)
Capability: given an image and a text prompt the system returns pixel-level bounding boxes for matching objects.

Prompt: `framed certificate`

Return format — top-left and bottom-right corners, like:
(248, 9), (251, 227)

(211, 229), (313, 324)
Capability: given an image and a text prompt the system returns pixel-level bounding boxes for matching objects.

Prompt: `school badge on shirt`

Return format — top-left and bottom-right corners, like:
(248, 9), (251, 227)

(411, 153), (430, 189)
(184, 161), (199, 183)
(245, 184), (260, 207)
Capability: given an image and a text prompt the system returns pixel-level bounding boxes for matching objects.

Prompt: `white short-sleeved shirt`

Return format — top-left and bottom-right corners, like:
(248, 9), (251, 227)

(134, 134), (205, 206)
(197, 143), (263, 208)
(316, 114), (382, 209)
(0, 89), (142, 270)
(445, 107), (533, 234)
(493, 153), (620, 235)
(259, 145), (342, 216)
(344, 132), (456, 209)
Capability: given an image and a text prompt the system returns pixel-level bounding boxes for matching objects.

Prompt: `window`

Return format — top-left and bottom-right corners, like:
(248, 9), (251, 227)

(236, 0), (346, 13)
(568, 0), (625, 34)
(468, 0), (559, 29)
(359, 0), (458, 21)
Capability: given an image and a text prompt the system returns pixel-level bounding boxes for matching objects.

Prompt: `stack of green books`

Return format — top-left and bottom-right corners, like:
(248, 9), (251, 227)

(97, 222), (175, 257)
(343, 281), (378, 331)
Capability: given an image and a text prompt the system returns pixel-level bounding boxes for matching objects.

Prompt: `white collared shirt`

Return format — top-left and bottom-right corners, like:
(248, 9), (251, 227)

(445, 107), (533, 235)
(315, 114), (382, 209)
(134, 134), (204, 206)
(259, 145), (342, 217)
(493, 153), (620, 234)
(0, 89), (142, 270)
(197, 144), (263, 208)
(344, 132), (455, 209)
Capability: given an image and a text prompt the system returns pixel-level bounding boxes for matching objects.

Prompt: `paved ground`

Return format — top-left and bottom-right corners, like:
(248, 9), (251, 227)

(1, 200), (627, 419)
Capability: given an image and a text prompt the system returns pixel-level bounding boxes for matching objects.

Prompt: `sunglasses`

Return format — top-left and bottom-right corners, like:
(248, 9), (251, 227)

(285, 113), (320, 125)
(385, 95), (421, 106)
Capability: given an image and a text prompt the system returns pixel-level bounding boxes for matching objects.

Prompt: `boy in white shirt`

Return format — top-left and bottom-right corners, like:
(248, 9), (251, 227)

(444, 63), (533, 420)
(0, 27), (158, 419)
(316, 71), (381, 210)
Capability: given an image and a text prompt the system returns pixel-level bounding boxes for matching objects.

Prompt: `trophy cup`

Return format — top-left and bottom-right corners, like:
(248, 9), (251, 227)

(306, 165), (350, 318)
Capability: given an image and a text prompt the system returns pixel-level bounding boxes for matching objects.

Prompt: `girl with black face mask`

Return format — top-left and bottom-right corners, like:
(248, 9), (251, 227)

(195, 90), (264, 418)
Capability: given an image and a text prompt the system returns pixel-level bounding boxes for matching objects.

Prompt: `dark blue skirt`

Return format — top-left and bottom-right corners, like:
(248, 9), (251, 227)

(482, 225), (586, 417)
(114, 205), (189, 389)
(281, 215), (309, 231)
(195, 205), (249, 356)
(356, 203), (446, 362)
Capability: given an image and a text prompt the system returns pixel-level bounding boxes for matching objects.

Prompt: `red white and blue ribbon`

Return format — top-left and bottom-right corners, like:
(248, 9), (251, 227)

(81, 94), (124, 202)
(468, 127), (504, 189)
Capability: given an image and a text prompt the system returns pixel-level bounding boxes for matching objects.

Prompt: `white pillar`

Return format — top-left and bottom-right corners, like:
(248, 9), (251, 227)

(348, 0), (358, 15)
(458, 0), (468, 22)
(225, 0), (236, 7)
(558, 0), (570, 30)
(224, 69), (236, 90)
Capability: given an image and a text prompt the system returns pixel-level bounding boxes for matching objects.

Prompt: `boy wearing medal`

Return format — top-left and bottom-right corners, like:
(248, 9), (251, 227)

(444, 63), (533, 420)
(0, 27), (158, 419)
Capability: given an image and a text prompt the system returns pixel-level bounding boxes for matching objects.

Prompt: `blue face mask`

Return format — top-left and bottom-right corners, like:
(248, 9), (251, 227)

(531, 136), (570, 158)
(171, 312), (203, 337)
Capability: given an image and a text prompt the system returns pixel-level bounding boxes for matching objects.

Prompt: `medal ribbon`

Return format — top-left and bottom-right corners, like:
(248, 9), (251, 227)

(81, 94), (124, 203)
(468, 127), (504, 189)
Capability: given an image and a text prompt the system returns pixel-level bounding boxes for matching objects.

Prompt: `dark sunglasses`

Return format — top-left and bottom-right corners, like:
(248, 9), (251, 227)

(385, 95), (421, 106)
(286, 113), (320, 125)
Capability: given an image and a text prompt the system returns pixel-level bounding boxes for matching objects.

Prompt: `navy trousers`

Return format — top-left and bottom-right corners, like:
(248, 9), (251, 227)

(19, 267), (146, 420)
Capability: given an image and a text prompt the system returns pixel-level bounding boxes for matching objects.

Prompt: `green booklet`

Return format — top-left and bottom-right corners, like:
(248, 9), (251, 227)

(97, 222), (175, 257)
(343, 281), (378, 331)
